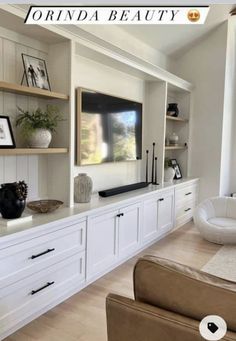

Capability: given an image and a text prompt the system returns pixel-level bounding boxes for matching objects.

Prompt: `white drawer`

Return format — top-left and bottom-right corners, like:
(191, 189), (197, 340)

(0, 252), (85, 334)
(175, 183), (198, 205)
(175, 200), (196, 228)
(176, 200), (196, 219)
(0, 220), (86, 288)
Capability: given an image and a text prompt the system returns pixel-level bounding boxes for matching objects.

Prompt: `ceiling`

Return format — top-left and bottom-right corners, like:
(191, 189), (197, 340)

(120, 4), (234, 56)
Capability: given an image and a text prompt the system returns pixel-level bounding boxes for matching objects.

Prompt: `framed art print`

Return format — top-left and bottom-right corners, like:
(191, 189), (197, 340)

(0, 116), (16, 148)
(22, 53), (51, 91)
(170, 159), (182, 179)
(174, 164), (182, 179)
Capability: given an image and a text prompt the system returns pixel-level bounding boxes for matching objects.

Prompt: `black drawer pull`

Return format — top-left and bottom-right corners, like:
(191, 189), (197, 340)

(31, 281), (55, 295)
(185, 192), (192, 196)
(30, 248), (55, 259)
(116, 213), (124, 218)
(159, 198), (164, 201)
(185, 208), (191, 212)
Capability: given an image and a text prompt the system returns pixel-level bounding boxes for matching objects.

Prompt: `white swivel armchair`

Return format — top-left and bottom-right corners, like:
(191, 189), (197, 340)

(194, 197), (236, 244)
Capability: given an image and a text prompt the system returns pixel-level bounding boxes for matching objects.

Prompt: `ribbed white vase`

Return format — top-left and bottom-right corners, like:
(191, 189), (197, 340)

(74, 173), (93, 203)
(27, 129), (52, 148)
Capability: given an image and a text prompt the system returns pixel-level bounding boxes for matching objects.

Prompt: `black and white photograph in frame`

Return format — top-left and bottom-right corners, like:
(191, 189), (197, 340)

(21, 54), (51, 91)
(0, 116), (16, 148)
(169, 159), (182, 179)
(174, 164), (182, 179)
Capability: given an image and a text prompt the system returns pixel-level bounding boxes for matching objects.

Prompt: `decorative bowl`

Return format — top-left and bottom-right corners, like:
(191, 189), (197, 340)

(27, 200), (63, 214)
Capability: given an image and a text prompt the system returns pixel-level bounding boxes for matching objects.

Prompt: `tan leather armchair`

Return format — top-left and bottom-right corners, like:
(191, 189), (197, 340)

(106, 256), (236, 341)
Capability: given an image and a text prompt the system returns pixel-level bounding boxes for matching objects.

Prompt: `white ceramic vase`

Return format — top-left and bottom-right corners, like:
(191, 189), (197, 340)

(169, 133), (179, 145)
(74, 173), (93, 203)
(27, 129), (52, 148)
(164, 167), (175, 183)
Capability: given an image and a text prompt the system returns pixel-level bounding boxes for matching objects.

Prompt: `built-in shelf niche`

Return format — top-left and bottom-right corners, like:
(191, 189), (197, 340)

(165, 83), (191, 179)
(0, 14), (72, 205)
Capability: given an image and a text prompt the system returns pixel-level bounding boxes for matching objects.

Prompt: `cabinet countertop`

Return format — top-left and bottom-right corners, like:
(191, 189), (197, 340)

(0, 178), (199, 243)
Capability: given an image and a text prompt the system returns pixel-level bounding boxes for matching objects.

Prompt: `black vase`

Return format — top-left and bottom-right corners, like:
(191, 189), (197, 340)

(167, 103), (179, 117)
(0, 182), (27, 219)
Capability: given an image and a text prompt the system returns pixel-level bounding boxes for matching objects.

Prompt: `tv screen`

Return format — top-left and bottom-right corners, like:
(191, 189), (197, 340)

(77, 88), (142, 165)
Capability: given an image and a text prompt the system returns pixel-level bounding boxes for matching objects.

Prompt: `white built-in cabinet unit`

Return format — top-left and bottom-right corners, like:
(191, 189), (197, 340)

(0, 5), (198, 340)
(0, 178), (199, 340)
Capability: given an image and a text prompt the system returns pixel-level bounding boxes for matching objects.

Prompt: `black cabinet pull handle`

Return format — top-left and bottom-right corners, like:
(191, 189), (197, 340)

(185, 192), (192, 196)
(30, 248), (55, 260)
(31, 281), (55, 295)
(116, 213), (124, 218)
(159, 198), (164, 201)
(185, 208), (191, 212)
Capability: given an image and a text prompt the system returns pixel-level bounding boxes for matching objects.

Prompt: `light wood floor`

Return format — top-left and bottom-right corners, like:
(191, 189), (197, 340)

(6, 221), (221, 341)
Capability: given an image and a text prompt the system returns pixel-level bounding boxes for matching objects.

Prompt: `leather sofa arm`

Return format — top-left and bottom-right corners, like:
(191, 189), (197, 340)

(134, 256), (236, 332)
(106, 294), (235, 341)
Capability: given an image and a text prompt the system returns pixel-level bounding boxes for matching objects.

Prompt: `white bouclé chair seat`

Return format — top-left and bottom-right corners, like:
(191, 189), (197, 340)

(194, 197), (236, 244)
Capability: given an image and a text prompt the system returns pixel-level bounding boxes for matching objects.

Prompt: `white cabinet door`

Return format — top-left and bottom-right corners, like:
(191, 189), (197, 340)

(143, 196), (158, 244)
(87, 209), (118, 280)
(118, 202), (141, 259)
(157, 190), (174, 236)
(143, 189), (174, 245)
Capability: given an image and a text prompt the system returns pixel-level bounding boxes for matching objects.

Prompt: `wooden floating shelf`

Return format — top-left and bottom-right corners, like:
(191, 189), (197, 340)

(166, 116), (188, 122)
(0, 148), (68, 156)
(165, 145), (187, 150)
(0, 81), (69, 101)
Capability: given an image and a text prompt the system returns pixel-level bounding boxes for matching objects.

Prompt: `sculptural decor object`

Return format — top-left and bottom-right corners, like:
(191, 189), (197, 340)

(167, 103), (179, 117)
(0, 181), (28, 219)
(74, 173), (93, 203)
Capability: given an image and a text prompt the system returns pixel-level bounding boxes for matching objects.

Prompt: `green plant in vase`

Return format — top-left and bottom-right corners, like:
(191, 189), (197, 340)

(16, 105), (64, 148)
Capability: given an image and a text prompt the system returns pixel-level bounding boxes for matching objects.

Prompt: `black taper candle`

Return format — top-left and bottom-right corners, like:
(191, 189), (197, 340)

(146, 150), (149, 183)
(151, 142), (155, 184)
(154, 157), (157, 184)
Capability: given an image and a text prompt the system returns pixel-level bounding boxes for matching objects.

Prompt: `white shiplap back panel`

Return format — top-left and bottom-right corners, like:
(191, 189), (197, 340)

(0, 31), (49, 200)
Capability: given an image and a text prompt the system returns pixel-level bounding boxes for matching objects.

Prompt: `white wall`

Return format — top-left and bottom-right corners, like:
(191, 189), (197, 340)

(0, 26), (49, 200)
(229, 20), (236, 194)
(219, 18), (235, 196)
(73, 55), (144, 192)
(172, 23), (228, 201)
(220, 18), (236, 196)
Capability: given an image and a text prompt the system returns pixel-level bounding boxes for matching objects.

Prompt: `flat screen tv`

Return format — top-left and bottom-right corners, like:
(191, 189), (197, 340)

(77, 88), (142, 166)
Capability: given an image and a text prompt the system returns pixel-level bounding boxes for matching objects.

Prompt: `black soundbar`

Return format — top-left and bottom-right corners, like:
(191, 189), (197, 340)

(98, 182), (149, 197)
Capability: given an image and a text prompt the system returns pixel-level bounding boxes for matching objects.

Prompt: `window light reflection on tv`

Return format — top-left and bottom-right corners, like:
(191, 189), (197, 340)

(79, 89), (142, 166)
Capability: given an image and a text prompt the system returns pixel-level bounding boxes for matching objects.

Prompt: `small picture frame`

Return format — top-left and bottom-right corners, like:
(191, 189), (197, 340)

(21, 53), (51, 91)
(170, 159), (182, 179)
(0, 116), (16, 148)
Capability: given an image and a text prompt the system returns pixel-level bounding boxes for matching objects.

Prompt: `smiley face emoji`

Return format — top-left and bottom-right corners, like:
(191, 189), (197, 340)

(187, 9), (200, 22)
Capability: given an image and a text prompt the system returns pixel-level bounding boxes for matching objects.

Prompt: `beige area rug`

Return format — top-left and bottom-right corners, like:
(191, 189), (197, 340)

(202, 246), (236, 282)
